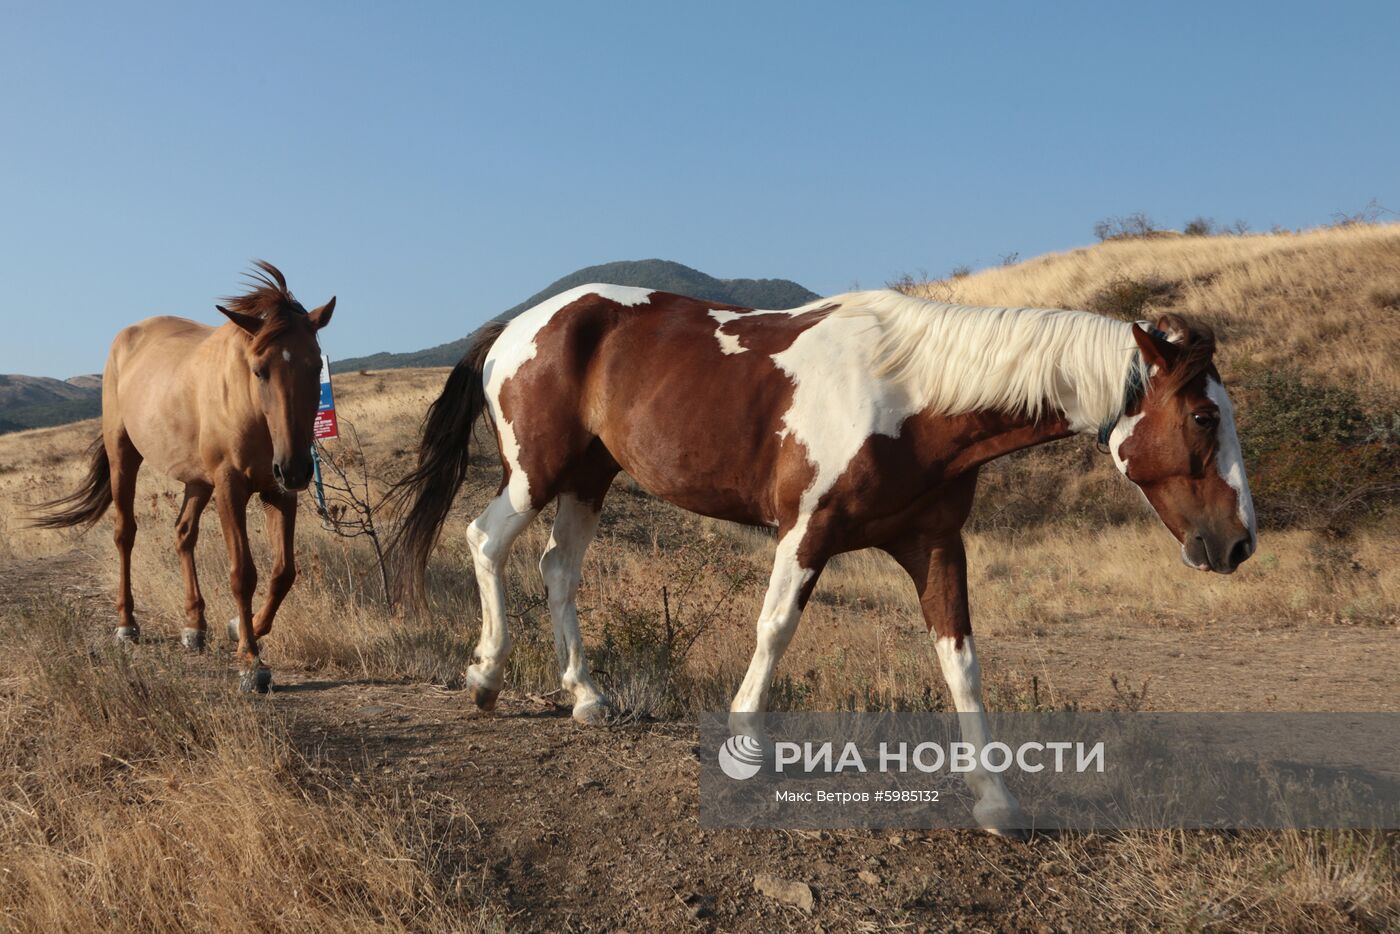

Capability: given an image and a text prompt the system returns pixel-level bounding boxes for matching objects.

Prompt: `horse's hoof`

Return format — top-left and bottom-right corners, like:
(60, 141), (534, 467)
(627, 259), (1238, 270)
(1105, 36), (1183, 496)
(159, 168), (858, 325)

(465, 665), (501, 711)
(114, 626), (140, 645)
(572, 696), (615, 726)
(238, 666), (272, 694)
(974, 801), (1031, 840)
(472, 685), (500, 711)
(180, 628), (206, 652)
(226, 618), (240, 644)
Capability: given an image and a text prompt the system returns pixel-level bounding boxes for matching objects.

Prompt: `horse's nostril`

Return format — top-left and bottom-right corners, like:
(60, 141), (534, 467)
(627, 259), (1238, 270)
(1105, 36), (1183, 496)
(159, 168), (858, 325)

(1228, 537), (1252, 570)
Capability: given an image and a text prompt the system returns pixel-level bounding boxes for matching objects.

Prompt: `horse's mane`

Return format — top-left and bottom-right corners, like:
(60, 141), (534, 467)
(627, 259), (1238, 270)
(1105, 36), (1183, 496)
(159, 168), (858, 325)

(220, 260), (309, 351)
(1150, 313), (1218, 396)
(830, 290), (1212, 431)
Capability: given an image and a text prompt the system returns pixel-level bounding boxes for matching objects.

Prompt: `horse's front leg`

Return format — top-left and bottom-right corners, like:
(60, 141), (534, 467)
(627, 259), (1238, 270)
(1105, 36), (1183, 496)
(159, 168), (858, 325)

(213, 480), (266, 692)
(889, 532), (1028, 837)
(251, 491), (298, 641)
(728, 517), (827, 737)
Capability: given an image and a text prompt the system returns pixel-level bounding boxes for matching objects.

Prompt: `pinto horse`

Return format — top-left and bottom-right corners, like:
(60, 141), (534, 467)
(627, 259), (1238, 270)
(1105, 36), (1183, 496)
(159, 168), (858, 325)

(390, 285), (1255, 833)
(34, 262), (335, 691)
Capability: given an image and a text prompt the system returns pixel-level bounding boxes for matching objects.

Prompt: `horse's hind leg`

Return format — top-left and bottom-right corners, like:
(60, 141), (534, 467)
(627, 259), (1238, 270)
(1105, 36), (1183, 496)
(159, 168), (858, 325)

(540, 488), (612, 724)
(108, 430), (142, 643)
(174, 482), (212, 651)
(465, 492), (540, 710)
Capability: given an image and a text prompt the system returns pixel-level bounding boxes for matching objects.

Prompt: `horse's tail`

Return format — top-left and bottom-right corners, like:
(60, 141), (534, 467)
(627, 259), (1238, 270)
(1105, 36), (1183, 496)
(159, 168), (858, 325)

(386, 320), (508, 609)
(30, 436), (113, 530)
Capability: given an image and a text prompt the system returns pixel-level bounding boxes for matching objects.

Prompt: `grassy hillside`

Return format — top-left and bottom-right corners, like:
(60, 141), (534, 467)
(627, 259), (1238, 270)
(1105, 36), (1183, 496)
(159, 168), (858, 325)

(0, 374), (103, 435)
(332, 258), (818, 373)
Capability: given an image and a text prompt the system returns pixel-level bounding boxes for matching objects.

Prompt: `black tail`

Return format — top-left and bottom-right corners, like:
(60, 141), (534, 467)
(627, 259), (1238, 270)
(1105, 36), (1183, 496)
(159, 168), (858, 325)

(30, 436), (113, 530)
(385, 320), (507, 609)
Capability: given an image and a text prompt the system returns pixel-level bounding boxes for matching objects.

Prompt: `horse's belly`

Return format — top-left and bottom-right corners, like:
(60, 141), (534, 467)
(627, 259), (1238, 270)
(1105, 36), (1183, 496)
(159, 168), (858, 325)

(599, 414), (781, 527)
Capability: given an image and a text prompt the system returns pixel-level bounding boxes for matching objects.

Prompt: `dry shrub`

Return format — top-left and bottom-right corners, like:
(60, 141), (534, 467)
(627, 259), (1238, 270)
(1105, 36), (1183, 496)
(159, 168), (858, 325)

(1094, 212), (1160, 241)
(1086, 274), (1177, 320)
(587, 536), (764, 718)
(1370, 285), (1400, 311)
(1071, 829), (1398, 932)
(0, 597), (500, 932)
(1235, 365), (1400, 530)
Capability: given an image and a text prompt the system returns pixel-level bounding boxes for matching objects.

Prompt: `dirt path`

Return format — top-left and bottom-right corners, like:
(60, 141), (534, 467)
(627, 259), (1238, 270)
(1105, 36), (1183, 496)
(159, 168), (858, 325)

(0, 549), (1112, 930)
(3, 547), (1394, 930)
(269, 674), (1113, 932)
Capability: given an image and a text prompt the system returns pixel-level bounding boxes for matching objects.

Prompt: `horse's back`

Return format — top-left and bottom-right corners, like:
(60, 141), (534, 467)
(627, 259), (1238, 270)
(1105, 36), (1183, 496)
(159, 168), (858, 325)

(103, 316), (218, 479)
(109, 316), (213, 364)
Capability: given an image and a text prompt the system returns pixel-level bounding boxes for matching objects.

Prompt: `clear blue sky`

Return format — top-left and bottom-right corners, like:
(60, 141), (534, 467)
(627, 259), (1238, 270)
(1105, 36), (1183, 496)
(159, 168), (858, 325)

(2, 1), (1396, 377)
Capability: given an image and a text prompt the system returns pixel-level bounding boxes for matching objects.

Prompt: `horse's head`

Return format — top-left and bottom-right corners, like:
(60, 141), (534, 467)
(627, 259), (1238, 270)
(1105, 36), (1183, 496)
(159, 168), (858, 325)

(1108, 314), (1256, 574)
(217, 261), (334, 491)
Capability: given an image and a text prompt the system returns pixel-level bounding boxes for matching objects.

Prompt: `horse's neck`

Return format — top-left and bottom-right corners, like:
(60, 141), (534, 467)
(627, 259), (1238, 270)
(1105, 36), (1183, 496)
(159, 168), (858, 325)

(206, 331), (265, 434)
(937, 408), (1078, 478)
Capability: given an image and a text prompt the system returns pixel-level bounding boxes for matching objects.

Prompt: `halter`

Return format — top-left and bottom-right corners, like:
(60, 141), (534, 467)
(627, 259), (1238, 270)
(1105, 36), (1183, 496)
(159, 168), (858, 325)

(1096, 326), (1165, 448)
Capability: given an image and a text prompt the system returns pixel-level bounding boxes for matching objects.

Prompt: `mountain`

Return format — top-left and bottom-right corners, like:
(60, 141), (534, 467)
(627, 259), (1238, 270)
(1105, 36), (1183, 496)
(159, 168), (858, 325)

(332, 259), (819, 373)
(0, 374), (103, 435)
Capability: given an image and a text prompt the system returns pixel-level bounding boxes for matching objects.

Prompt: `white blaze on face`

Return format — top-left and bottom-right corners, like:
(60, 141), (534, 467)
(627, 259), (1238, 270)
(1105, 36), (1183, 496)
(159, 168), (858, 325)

(1108, 411), (1145, 477)
(1205, 377), (1257, 543)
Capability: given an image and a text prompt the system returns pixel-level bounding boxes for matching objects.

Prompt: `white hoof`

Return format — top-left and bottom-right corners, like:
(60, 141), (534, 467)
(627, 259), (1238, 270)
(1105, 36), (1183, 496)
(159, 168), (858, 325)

(238, 666), (272, 694)
(114, 625), (140, 645)
(226, 618), (240, 643)
(180, 628), (206, 652)
(572, 696), (614, 726)
(465, 665), (503, 711)
(974, 799), (1031, 839)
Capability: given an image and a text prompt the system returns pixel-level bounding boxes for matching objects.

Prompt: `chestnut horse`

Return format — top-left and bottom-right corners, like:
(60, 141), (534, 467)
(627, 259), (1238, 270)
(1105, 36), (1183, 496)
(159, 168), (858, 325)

(390, 285), (1255, 833)
(34, 262), (335, 691)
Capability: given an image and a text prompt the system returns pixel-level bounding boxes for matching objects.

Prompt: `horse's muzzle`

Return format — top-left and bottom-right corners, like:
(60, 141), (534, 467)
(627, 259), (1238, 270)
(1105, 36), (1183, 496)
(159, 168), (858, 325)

(1183, 530), (1254, 574)
(273, 461), (313, 492)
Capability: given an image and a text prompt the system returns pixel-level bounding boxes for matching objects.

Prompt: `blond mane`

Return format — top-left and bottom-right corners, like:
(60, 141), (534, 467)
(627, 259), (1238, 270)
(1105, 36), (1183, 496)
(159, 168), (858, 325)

(829, 289), (1150, 431)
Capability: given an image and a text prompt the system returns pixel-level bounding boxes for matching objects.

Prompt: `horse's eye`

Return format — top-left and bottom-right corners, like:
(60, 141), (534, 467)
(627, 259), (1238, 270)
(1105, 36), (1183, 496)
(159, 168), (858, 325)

(253, 366), (270, 382)
(1192, 412), (1218, 429)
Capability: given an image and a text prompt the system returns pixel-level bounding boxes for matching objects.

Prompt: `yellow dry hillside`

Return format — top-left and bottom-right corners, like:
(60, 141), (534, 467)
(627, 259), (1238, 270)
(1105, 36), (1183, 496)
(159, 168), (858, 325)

(912, 223), (1400, 398)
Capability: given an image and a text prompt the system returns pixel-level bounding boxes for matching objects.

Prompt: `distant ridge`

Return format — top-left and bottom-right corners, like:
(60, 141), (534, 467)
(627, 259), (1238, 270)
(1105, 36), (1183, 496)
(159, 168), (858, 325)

(0, 374), (102, 434)
(332, 259), (819, 373)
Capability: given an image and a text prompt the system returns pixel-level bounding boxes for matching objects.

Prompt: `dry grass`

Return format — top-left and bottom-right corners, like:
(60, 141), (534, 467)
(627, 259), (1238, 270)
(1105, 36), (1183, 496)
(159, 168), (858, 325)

(2, 226), (1398, 930)
(0, 597), (502, 932)
(1065, 830), (1397, 932)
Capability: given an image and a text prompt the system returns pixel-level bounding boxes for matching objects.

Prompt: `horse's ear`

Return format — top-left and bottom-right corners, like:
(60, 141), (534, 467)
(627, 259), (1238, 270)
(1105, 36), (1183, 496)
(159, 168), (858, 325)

(1132, 322), (1181, 373)
(1153, 313), (1190, 345)
(217, 305), (263, 335)
(309, 296), (335, 330)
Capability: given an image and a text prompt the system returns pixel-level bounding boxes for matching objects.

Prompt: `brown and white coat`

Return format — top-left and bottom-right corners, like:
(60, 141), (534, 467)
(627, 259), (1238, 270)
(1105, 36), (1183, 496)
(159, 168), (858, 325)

(392, 284), (1255, 834)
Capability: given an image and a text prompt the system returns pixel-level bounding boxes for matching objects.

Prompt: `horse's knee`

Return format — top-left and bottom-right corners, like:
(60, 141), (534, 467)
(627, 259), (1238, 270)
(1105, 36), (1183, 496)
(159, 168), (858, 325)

(113, 516), (136, 548)
(271, 561), (297, 594)
(229, 562), (256, 597)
